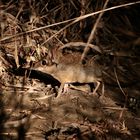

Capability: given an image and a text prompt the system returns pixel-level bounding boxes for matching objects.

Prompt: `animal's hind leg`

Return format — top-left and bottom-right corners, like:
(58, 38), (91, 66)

(101, 82), (105, 96)
(93, 81), (100, 95)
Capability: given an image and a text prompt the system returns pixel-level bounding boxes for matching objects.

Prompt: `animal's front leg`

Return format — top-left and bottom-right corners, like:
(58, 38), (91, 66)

(57, 83), (70, 97)
(63, 83), (70, 93)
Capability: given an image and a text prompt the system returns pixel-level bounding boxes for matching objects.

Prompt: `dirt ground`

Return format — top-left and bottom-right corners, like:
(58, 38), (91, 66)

(0, 67), (140, 140)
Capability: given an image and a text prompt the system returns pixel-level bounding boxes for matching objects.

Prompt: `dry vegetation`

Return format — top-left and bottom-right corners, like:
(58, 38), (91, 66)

(0, 0), (140, 140)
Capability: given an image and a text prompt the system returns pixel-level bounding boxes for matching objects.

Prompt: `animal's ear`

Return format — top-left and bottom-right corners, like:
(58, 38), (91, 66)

(44, 49), (56, 66)
(48, 49), (53, 60)
(47, 46), (60, 63)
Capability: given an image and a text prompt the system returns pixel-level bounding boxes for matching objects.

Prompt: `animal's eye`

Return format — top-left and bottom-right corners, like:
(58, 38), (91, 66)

(42, 60), (48, 65)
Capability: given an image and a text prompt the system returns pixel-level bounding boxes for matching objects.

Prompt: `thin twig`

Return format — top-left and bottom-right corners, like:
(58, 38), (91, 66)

(114, 67), (128, 119)
(60, 42), (102, 53)
(81, 0), (109, 61)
